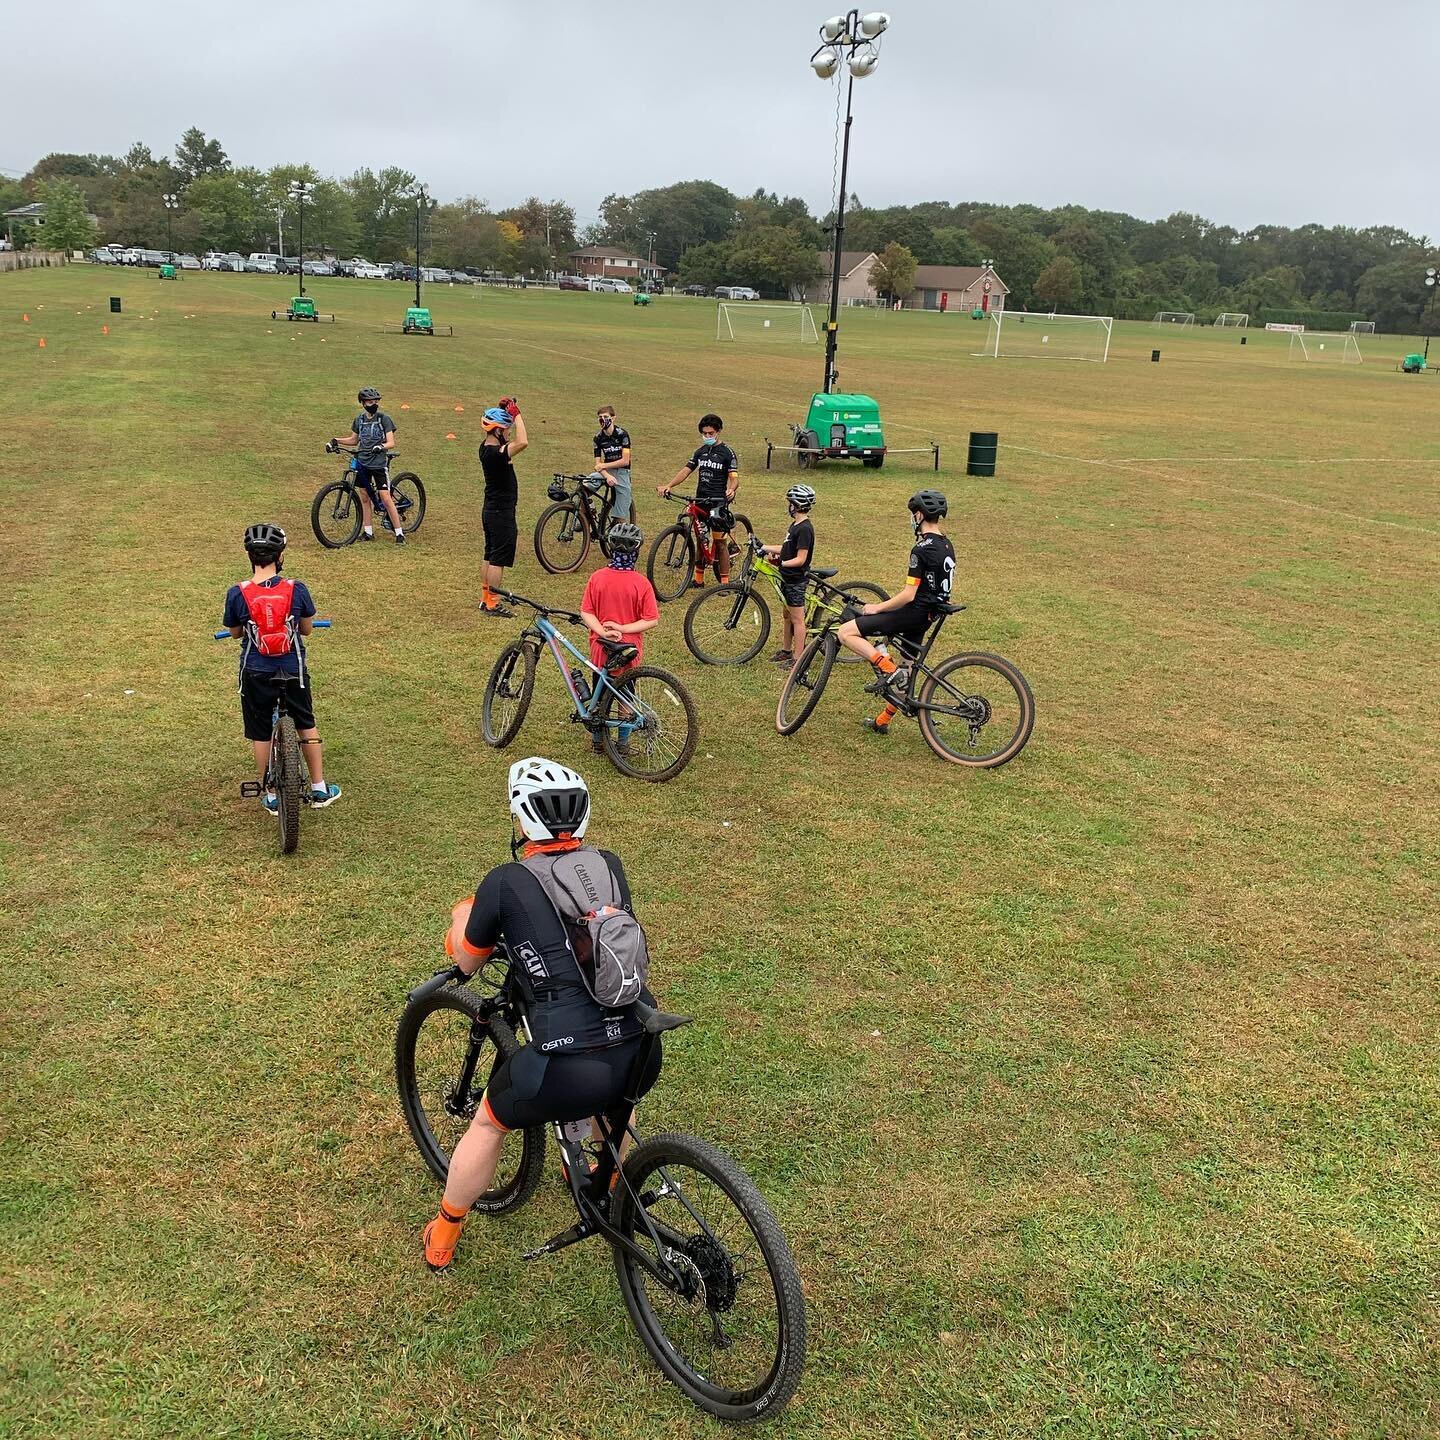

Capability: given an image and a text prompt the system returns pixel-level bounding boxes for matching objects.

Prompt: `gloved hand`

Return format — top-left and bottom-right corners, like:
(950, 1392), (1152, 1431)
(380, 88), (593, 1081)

(499, 395), (520, 419)
(445, 897), (475, 961)
(325, 439), (338, 454)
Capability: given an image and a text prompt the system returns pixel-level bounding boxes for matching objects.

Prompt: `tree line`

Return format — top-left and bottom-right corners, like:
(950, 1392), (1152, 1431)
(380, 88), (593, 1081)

(7, 128), (1437, 330)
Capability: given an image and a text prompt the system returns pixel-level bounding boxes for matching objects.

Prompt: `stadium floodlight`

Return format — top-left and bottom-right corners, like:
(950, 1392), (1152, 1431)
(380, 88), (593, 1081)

(288, 179), (316, 296)
(857, 11), (890, 36)
(821, 14), (847, 39)
(162, 192), (180, 254)
(811, 47), (840, 77)
(848, 43), (879, 76)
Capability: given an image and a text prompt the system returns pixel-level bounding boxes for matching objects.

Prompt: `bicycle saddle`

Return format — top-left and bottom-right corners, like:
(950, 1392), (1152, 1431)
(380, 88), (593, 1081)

(600, 640), (639, 666)
(938, 602), (967, 614)
(634, 1000), (693, 1034)
(810, 566), (839, 579)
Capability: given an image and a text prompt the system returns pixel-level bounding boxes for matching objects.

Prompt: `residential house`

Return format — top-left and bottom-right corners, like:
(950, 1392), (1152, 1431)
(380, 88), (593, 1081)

(799, 251), (879, 305)
(568, 245), (665, 282)
(902, 263), (1008, 314)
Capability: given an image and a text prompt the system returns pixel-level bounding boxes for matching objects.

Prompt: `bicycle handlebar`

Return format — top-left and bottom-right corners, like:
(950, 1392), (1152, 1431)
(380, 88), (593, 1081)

(407, 964), (467, 1003)
(212, 619), (332, 639)
(495, 590), (583, 625)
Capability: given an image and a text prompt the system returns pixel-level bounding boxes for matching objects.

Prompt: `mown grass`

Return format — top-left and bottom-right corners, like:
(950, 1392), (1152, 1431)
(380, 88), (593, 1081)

(3, 269), (1437, 1439)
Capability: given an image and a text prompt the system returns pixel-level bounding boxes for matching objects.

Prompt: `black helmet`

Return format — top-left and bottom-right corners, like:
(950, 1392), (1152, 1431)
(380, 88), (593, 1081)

(606, 521), (643, 553)
(786, 484), (817, 511)
(908, 489), (948, 520)
(358, 387), (381, 403)
(243, 522), (287, 554)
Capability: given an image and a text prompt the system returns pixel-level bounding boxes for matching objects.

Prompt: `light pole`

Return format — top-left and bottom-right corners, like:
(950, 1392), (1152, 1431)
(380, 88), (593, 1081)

(1425, 267), (1438, 362)
(811, 10), (889, 394)
(162, 193), (180, 256)
(413, 185), (428, 309)
(289, 179), (315, 294)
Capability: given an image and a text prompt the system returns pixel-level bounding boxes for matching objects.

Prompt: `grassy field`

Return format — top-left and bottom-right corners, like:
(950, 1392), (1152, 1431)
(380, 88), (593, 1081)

(4, 266), (1437, 1440)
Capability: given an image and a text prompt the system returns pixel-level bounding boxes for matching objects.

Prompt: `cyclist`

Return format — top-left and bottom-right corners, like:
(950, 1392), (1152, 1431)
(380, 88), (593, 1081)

(222, 523), (341, 810)
(761, 484), (817, 667)
(835, 490), (956, 734)
(423, 758), (661, 1272)
(591, 405), (634, 524)
(330, 387), (405, 545)
(657, 413), (739, 589)
(580, 522), (660, 753)
(478, 398), (528, 617)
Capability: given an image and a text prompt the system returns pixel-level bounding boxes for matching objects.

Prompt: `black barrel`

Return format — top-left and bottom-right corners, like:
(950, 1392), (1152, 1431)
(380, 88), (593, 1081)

(967, 431), (998, 477)
(109, 296), (121, 313)
(1240, 335), (1247, 345)
(1151, 348), (1161, 362)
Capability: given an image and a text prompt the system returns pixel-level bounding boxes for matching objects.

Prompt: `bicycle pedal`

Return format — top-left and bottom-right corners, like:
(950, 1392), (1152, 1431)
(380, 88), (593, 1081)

(239, 781), (262, 798)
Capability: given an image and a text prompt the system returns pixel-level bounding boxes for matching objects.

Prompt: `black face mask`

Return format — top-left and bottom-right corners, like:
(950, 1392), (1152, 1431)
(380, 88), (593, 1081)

(363, 403), (379, 415)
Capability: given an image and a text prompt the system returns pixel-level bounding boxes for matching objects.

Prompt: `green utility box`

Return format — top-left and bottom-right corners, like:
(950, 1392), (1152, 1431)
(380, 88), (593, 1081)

(158, 263), (177, 280)
(403, 306), (434, 334)
(272, 296), (321, 322)
(971, 306), (984, 319)
(1401, 353), (1427, 373)
(633, 291), (651, 306)
(791, 392), (887, 469)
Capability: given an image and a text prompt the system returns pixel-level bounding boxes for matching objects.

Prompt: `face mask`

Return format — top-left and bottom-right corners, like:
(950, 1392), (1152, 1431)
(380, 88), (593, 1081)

(364, 403), (379, 414)
(599, 417), (613, 428)
(702, 435), (719, 446)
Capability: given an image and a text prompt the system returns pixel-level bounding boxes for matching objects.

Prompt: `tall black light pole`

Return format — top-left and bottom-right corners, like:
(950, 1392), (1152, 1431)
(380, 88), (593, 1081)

(162, 192), (179, 255)
(811, 10), (889, 394)
(414, 186), (427, 309)
(1424, 266), (1438, 363)
(289, 180), (315, 295)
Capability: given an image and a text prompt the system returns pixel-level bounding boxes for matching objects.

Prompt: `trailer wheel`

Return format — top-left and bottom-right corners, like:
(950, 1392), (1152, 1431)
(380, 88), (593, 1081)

(862, 454), (885, 469)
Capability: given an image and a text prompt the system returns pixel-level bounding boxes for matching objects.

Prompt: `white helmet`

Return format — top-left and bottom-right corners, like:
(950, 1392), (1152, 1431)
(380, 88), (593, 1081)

(508, 756), (591, 842)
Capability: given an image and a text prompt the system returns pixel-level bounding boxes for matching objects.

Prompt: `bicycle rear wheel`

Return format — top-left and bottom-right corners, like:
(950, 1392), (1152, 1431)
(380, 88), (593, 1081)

(610, 1131), (807, 1422)
(828, 581), (888, 664)
(534, 501), (591, 574)
(274, 714), (303, 854)
(311, 481), (362, 548)
(683, 583), (771, 665)
(394, 988), (544, 1215)
(775, 632), (837, 736)
(647, 524), (695, 603)
(386, 473), (426, 534)
(917, 652), (1035, 767)
(716, 513), (755, 574)
(601, 666), (698, 782)
(481, 641), (537, 748)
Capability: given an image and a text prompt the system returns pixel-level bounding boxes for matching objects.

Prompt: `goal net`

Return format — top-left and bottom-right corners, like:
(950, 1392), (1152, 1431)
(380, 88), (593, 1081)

(1214, 312), (1249, 327)
(1154, 311), (1195, 328)
(716, 303), (819, 342)
(1350, 320), (1376, 334)
(1289, 331), (1363, 364)
(975, 310), (1113, 363)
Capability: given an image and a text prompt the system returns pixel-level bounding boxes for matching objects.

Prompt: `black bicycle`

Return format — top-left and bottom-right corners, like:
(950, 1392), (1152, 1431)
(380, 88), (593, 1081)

(775, 603), (1035, 766)
(646, 492), (755, 603)
(534, 472), (619, 574)
(312, 444), (427, 548)
(396, 950), (807, 1422)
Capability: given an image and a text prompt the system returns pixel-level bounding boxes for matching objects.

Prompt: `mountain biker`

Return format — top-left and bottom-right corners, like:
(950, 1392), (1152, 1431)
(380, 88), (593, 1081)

(423, 758), (662, 1272)
(330, 387), (405, 545)
(761, 484), (817, 667)
(478, 398), (528, 616)
(835, 490), (956, 734)
(657, 413), (739, 589)
(580, 522), (660, 753)
(222, 523), (341, 810)
(591, 405), (634, 524)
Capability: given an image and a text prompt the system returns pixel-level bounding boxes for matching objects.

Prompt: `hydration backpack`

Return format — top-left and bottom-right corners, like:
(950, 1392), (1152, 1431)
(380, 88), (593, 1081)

(240, 578), (296, 658)
(521, 848), (649, 1008)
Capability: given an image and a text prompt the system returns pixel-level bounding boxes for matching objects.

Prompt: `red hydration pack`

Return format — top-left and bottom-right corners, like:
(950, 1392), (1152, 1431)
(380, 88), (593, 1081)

(240, 578), (296, 657)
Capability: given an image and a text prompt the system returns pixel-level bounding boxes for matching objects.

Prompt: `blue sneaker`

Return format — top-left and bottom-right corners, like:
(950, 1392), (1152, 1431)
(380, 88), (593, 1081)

(262, 792), (279, 814)
(309, 783), (342, 809)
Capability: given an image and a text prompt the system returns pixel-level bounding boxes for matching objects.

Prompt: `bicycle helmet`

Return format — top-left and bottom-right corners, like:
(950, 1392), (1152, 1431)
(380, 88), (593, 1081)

(509, 756), (591, 842)
(481, 406), (512, 432)
(357, 387), (381, 403)
(606, 521), (643, 553)
(243, 521), (288, 554)
(708, 504), (735, 532)
(908, 489), (948, 520)
(786, 484), (817, 511)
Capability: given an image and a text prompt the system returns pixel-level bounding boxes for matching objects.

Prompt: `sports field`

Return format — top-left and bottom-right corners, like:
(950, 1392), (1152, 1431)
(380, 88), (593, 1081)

(5, 268), (1437, 1439)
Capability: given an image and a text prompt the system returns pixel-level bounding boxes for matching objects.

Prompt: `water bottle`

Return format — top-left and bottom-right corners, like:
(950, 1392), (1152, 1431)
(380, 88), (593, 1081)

(570, 667), (591, 704)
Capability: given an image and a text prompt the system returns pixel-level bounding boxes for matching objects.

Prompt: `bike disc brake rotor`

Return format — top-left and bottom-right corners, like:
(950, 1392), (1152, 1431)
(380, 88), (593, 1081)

(684, 1233), (739, 1313)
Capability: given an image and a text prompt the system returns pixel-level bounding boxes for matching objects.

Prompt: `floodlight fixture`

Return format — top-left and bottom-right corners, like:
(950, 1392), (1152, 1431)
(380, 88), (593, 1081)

(857, 10), (890, 37)
(820, 15), (847, 40)
(811, 46), (840, 77)
(848, 43), (879, 76)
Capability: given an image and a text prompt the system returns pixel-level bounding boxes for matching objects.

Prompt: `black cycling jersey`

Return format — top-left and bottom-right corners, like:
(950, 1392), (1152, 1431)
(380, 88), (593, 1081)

(479, 441), (518, 507)
(463, 851), (651, 1054)
(684, 442), (738, 502)
(593, 426), (631, 466)
(778, 517), (814, 579)
(908, 532), (955, 612)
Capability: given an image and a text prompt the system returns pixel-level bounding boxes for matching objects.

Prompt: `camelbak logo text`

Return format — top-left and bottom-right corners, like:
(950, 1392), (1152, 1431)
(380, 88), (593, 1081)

(572, 862), (602, 908)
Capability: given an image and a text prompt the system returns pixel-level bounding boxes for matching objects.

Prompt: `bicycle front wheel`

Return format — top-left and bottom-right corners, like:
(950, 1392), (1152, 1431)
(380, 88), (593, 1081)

(611, 1131), (807, 1422)
(601, 666), (698, 782)
(647, 524), (695, 603)
(388, 472), (426, 534)
(684, 583), (771, 665)
(311, 480), (363, 548)
(394, 987), (545, 1215)
(482, 641), (537, 748)
(274, 714), (303, 854)
(828, 581), (888, 664)
(917, 652), (1035, 767)
(775, 632), (837, 736)
(534, 501), (591, 574)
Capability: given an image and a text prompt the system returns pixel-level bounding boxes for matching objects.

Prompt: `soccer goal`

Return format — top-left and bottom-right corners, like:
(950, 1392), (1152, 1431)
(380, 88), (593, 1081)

(1154, 311), (1195, 328)
(1350, 320), (1376, 334)
(716, 303), (819, 342)
(1214, 312), (1249, 327)
(1289, 331), (1363, 364)
(975, 310), (1113, 363)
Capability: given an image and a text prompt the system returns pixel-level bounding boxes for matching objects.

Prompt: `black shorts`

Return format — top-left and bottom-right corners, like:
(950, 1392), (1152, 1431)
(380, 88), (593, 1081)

(357, 467), (391, 496)
(855, 607), (931, 652)
(780, 577), (808, 609)
(240, 670), (316, 740)
(483, 1035), (662, 1132)
(482, 506), (518, 566)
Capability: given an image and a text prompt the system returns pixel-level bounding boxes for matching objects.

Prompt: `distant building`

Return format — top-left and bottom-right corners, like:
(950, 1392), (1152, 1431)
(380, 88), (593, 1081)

(568, 245), (664, 281)
(799, 251), (879, 305)
(903, 263), (1008, 314)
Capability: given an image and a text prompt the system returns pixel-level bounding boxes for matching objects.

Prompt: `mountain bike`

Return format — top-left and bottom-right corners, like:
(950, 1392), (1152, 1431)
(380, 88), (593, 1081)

(311, 444), (427, 548)
(775, 603), (1035, 767)
(646, 492), (754, 603)
(395, 950), (807, 1422)
(533, 472), (618, 574)
(683, 536), (888, 667)
(481, 590), (698, 782)
(212, 620), (332, 852)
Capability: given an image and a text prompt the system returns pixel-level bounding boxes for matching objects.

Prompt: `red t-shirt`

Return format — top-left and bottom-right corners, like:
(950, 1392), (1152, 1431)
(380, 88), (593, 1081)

(581, 566), (659, 668)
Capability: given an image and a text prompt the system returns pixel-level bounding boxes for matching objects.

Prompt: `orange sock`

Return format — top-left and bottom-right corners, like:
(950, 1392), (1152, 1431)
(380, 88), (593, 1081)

(481, 585), (494, 608)
(873, 653), (897, 675)
(423, 1202), (468, 1271)
(874, 703), (898, 729)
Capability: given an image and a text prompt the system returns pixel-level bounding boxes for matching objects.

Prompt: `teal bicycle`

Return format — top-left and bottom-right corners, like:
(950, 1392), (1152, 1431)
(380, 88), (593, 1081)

(480, 590), (699, 782)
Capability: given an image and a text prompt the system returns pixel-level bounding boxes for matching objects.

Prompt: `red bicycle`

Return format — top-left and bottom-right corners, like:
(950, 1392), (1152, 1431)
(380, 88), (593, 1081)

(644, 492), (754, 603)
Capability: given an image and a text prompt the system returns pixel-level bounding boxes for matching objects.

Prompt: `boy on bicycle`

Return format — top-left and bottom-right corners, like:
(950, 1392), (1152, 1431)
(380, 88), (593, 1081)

(835, 490), (955, 734)
(424, 758), (662, 1272)
(580, 522), (660, 753)
(591, 405), (634, 524)
(478, 397), (528, 617)
(330, 387), (405, 544)
(761, 484), (816, 667)
(222, 523), (341, 809)
(658, 413), (738, 589)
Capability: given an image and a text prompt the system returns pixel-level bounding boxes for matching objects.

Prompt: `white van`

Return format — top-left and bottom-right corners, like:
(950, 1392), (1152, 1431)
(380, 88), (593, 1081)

(716, 285), (760, 300)
(588, 277), (633, 293)
(248, 252), (282, 271)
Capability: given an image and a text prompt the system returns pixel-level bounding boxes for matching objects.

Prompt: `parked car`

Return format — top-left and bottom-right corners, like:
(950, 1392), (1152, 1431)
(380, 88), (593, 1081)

(332, 259), (357, 277)
(678, 283), (709, 297)
(587, 277), (633, 293)
(388, 262), (416, 281)
(89, 247), (118, 264)
(558, 274), (589, 291)
(248, 252), (283, 269)
(447, 269), (474, 284)
(715, 285), (760, 300)
(353, 261), (386, 279)
(275, 256), (301, 275)
(248, 257), (278, 274)
(201, 251), (225, 270)
(302, 259), (334, 276)
(417, 266), (449, 283)
(177, 254), (201, 270)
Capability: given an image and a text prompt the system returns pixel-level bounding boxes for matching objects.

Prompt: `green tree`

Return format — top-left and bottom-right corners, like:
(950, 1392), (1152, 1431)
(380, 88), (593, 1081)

(1355, 257), (1433, 333)
(174, 127), (229, 184)
(728, 224), (824, 297)
(677, 240), (734, 290)
(1033, 255), (1082, 310)
(187, 170), (260, 252)
(34, 177), (96, 251)
(869, 242), (917, 302)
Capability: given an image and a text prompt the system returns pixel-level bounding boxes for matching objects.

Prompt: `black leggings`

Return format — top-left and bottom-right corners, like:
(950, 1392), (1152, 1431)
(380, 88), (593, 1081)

(484, 1036), (662, 1132)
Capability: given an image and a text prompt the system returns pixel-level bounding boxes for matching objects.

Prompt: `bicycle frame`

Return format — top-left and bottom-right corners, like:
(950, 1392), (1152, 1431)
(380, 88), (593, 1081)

(550, 473), (614, 541)
(527, 614), (641, 737)
(734, 540), (864, 630)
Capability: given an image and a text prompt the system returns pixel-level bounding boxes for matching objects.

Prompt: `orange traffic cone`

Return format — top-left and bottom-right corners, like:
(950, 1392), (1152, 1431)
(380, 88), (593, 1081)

(102, 324), (109, 335)
(454, 404), (464, 413)
(38, 337), (46, 348)
(400, 402), (411, 410)
(445, 432), (457, 440)
(22, 313), (29, 323)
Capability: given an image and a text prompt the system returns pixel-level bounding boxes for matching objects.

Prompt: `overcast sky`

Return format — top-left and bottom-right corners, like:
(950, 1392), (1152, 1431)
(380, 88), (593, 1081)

(8, 0), (1437, 239)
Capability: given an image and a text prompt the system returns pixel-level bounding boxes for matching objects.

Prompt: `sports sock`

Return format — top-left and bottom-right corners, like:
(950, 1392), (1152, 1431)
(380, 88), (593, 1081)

(873, 653), (898, 675)
(481, 584), (494, 608)
(424, 1202), (468, 1268)
(395, 528), (404, 538)
(875, 703), (897, 729)
(363, 526), (374, 536)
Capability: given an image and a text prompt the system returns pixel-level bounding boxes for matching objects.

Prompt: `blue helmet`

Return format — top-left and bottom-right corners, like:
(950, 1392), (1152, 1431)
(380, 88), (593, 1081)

(482, 406), (512, 430)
